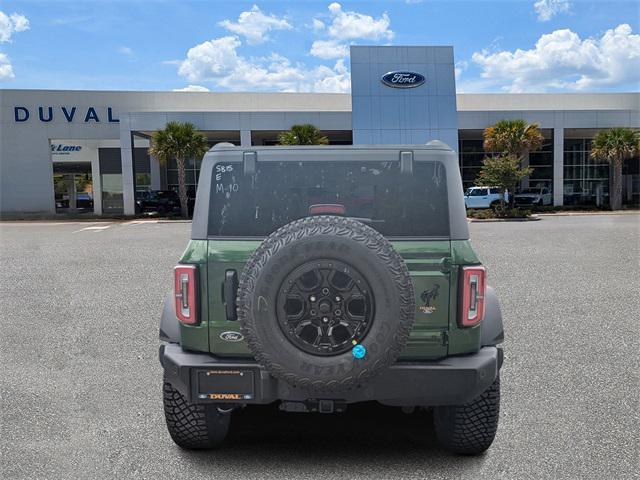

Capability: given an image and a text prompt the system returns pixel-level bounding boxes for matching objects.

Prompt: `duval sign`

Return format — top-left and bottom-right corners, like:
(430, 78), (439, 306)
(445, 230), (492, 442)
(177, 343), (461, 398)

(13, 106), (119, 123)
(381, 71), (426, 88)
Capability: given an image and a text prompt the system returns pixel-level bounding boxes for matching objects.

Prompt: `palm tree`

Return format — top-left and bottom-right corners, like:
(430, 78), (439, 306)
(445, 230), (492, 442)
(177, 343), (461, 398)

(278, 124), (329, 145)
(483, 119), (544, 161)
(590, 127), (640, 210)
(148, 122), (209, 218)
(483, 119), (544, 206)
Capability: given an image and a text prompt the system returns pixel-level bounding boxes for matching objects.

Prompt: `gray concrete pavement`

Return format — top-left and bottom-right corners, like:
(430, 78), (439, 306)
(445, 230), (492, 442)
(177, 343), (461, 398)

(1, 215), (638, 479)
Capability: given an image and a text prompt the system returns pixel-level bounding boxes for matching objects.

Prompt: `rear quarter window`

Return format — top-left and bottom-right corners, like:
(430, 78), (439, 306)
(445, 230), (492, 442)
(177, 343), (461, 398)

(208, 160), (449, 237)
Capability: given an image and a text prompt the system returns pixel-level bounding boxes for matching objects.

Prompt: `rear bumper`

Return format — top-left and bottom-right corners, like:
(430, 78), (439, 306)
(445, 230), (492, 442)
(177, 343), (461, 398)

(160, 343), (502, 407)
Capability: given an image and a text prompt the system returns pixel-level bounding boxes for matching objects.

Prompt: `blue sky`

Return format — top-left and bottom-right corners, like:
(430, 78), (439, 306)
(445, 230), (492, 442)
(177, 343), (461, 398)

(1, 0), (638, 93)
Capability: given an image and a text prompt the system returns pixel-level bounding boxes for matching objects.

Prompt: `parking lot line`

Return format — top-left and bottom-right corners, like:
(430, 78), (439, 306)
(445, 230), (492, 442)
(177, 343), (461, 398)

(72, 224), (112, 233)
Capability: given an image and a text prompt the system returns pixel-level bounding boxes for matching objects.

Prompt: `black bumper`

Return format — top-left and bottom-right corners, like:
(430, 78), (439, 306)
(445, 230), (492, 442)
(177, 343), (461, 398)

(160, 343), (503, 407)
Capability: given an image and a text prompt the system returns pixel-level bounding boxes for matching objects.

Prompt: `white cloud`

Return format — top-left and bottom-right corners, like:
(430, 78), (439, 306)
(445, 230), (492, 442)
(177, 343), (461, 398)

(311, 18), (325, 32)
(311, 58), (350, 93)
(0, 11), (29, 43)
(310, 39), (349, 60)
(324, 3), (393, 41)
(533, 0), (570, 22)
(177, 35), (350, 93)
(218, 5), (291, 45)
(308, 3), (394, 60)
(178, 36), (242, 82)
(117, 46), (133, 56)
(454, 60), (468, 80)
(173, 85), (210, 92)
(471, 24), (640, 92)
(0, 52), (14, 79)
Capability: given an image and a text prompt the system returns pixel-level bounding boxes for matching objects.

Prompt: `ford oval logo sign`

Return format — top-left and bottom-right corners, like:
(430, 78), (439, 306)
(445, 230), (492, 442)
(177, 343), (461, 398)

(381, 71), (425, 89)
(220, 331), (244, 342)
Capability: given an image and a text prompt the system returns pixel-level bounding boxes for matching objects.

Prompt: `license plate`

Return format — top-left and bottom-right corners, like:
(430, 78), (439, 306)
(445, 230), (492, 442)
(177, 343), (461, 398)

(196, 369), (254, 401)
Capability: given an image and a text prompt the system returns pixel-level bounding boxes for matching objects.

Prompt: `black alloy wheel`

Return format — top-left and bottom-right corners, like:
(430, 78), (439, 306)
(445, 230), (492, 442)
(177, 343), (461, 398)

(277, 259), (374, 356)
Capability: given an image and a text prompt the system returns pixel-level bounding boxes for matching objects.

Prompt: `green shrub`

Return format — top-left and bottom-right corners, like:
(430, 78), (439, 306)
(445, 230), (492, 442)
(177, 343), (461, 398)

(466, 208), (531, 219)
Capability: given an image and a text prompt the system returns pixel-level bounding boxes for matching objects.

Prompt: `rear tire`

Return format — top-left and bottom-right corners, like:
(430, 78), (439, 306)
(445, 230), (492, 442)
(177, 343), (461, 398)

(163, 381), (230, 450)
(434, 376), (500, 455)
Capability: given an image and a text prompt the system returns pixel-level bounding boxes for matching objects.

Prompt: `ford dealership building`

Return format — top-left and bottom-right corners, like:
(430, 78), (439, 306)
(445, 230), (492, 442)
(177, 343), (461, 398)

(1, 46), (638, 216)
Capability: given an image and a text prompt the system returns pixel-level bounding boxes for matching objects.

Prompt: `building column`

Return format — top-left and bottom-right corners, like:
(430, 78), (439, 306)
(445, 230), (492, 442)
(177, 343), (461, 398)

(553, 128), (564, 206)
(150, 155), (161, 190)
(91, 150), (103, 215)
(120, 116), (136, 215)
(240, 130), (252, 147)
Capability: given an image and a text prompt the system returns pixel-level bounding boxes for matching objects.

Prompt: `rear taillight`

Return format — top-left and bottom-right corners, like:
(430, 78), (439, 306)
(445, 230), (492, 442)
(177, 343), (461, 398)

(174, 264), (199, 325)
(460, 266), (486, 327)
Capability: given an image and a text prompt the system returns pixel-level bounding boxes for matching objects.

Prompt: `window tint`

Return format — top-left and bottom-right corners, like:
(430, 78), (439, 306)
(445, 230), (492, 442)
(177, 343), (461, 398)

(489, 188), (500, 194)
(208, 160), (449, 237)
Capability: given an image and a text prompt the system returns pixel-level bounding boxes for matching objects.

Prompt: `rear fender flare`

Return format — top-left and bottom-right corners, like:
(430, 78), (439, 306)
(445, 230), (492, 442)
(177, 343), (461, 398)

(159, 292), (181, 343)
(481, 286), (504, 346)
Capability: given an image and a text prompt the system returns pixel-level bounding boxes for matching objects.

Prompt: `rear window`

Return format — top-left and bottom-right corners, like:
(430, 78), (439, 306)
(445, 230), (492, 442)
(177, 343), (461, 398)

(208, 160), (449, 237)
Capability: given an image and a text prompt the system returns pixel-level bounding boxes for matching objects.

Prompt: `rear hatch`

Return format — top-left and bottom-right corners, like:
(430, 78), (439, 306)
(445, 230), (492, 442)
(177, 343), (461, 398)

(205, 156), (453, 359)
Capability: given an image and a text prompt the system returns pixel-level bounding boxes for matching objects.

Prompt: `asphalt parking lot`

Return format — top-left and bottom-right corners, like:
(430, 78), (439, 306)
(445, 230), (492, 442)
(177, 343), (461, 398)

(1, 214), (638, 480)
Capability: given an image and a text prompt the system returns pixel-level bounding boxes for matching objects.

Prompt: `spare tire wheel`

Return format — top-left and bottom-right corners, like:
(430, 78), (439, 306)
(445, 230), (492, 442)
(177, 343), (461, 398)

(237, 216), (415, 392)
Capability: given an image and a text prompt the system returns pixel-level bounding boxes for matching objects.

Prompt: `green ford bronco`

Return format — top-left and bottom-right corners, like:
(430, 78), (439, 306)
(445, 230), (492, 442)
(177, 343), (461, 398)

(159, 141), (504, 455)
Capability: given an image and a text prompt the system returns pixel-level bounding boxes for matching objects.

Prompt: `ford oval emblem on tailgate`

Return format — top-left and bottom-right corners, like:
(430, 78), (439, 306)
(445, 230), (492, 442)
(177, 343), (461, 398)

(220, 331), (244, 342)
(381, 71), (426, 88)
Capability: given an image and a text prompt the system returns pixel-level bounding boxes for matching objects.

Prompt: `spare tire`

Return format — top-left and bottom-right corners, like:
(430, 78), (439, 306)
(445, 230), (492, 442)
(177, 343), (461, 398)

(237, 215), (415, 392)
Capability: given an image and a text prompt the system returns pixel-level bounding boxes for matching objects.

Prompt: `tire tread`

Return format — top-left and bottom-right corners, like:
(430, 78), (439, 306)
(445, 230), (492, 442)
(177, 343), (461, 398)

(163, 382), (229, 450)
(434, 376), (500, 455)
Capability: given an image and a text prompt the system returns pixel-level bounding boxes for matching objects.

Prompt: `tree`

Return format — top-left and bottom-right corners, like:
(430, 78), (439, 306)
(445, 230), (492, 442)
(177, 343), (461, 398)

(590, 127), (640, 210)
(278, 124), (329, 145)
(149, 122), (209, 218)
(483, 119), (544, 160)
(476, 156), (533, 209)
(483, 119), (544, 206)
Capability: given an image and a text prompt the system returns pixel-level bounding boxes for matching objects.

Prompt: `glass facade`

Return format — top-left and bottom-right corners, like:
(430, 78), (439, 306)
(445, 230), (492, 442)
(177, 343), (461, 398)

(133, 147), (151, 192)
(623, 155), (640, 206)
(563, 138), (610, 206)
(458, 138), (488, 191)
(52, 163), (94, 213)
(459, 132), (554, 193)
(99, 148), (124, 214)
(166, 156), (202, 199)
(528, 136), (553, 189)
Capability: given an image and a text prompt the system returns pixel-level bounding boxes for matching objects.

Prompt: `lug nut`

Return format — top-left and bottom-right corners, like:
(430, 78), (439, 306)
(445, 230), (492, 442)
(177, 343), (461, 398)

(322, 317), (329, 323)
(322, 288), (329, 294)
(310, 295), (316, 302)
(335, 296), (341, 302)
(310, 309), (316, 316)
(335, 310), (342, 316)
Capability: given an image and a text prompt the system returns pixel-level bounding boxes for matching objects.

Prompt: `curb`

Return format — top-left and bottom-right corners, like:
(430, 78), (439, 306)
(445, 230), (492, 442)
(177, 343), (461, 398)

(468, 216), (541, 223)
(535, 211), (640, 217)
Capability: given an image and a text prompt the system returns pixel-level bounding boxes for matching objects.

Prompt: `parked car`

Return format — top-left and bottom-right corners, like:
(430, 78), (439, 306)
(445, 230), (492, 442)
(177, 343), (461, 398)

(159, 143), (504, 455)
(75, 192), (93, 210)
(514, 187), (552, 206)
(464, 186), (507, 209)
(136, 190), (181, 215)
